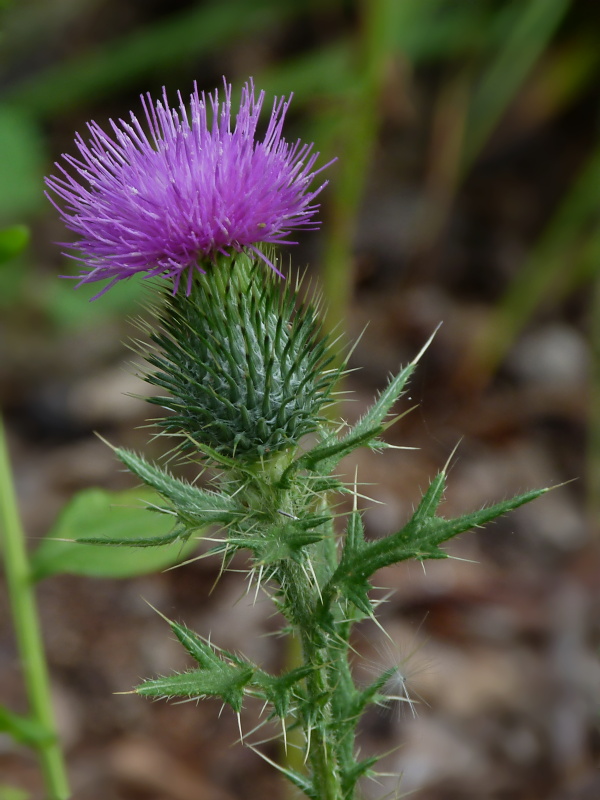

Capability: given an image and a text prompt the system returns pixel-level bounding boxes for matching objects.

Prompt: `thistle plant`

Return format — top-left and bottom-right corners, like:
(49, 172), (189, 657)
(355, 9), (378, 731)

(45, 79), (545, 800)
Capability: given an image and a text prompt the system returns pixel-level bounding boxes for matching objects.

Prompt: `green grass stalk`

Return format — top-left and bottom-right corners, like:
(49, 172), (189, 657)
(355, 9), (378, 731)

(0, 415), (70, 800)
(321, 0), (397, 338)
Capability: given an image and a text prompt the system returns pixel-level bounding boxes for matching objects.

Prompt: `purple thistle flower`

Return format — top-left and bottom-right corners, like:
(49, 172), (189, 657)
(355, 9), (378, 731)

(46, 79), (333, 295)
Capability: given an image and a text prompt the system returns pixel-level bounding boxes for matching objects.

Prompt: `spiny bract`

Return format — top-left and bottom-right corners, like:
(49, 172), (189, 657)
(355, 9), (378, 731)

(143, 254), (338, 461)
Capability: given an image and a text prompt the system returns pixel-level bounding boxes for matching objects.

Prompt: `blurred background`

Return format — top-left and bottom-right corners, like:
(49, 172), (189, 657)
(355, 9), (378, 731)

(1, 1), (599, 798)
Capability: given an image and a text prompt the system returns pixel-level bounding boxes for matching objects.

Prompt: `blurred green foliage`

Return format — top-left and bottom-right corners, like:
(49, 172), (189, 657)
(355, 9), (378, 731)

(0, 0), (596, 362)
(0, 108), (44, 222)
(0, 225), (29, 263)
(0, 787), (29, 800)
(4, 1), (302, 117)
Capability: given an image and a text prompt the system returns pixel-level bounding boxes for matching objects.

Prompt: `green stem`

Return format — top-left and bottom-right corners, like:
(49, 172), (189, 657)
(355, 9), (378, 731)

(0, 414), (70, 800)
(279, 559), (344, 800)
(282, 500), (339, 790)
(302, 652), (341, 800)
(259, 459), (353, 799)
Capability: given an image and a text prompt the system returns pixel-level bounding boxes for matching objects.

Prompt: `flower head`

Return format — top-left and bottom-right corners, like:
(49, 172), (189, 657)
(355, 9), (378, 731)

(46, 80), (332, 294)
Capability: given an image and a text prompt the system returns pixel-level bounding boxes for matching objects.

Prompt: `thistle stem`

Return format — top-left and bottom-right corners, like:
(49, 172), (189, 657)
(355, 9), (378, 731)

(0, 415), (70, 800)
(278, 559), (344, 800)
(258, 448), (354, 799)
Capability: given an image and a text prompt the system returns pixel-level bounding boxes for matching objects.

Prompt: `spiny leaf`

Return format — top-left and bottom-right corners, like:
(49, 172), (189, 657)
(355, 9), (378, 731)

(325, 486), (547, 591)
(282, 426), (382, 484)
(346, 358), (419, 441)
(137, 616), (255, 712)
(136, 665), (254, 713)
(248, 747), (318, 800)
(170, 621), (226, 669)
(306, 426), (383, 469)
(251, 665), (312, 718)
(421, 487), (549, 544)
(330, 511), (374, 616)
(74, 527), (186, 548)
(316, 510), (372, 621)
(281, 769), (318, 800)
(308, 332), (437, 478)
(341, 755), (379, 797)
(306, 476), (346, 494)
(113, 446), (241, 525)
(339, 579), (374, 618)
(256, 514), (330, 564)
(343, 511), (366, 558)
(183, 436), (257, 474)
(411, 471), (447, 524)
(352, 668), (398, 717)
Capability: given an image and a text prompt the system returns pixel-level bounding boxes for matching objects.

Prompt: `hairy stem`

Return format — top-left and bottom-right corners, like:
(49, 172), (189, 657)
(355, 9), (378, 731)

(278, 558), (344, 800)
(258, 452), (356, 799)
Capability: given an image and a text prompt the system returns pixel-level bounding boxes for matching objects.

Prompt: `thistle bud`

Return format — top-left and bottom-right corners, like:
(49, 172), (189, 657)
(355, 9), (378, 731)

(143, 254), (336, 462)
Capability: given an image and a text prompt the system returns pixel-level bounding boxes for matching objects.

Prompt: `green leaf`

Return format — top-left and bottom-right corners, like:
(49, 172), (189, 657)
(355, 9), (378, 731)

(138, 619), (255, 712)
(181, 436), (257, 475)
(326, 482), (547, 592)
(318, 333), (436, 478)
(256, 515), (330, 564)
(347, 359), (419, 442)
(136, 665), (254, 713)
(411, 471), (446, 524)
(251, 665), (312, 719)
(334, 511), (374, 616)
(277, 769), (317, 800)
(30, 488), (200, 581)
(422, 487), (549, 546)
(113, 447), (242, 527)
(290, 426), (382, 479)
(169, 621), (240, 670)
(284, 337), (435, 484)
(343, 510), (367, 557)
(373, 486), (548, 572)
(307, 476), (346, 494)
(317, 510), (369, 620)
(341, 755), (379, 797)
(0, 705), (52, 747)
(353, 668), (398, 716)
(340, 580), (374, 618)
(0, 226), (29, 264)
